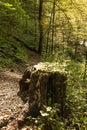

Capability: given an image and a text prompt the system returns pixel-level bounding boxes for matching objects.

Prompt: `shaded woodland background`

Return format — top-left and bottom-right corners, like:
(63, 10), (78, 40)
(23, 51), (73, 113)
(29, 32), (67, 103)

(0, 0), (87, 129)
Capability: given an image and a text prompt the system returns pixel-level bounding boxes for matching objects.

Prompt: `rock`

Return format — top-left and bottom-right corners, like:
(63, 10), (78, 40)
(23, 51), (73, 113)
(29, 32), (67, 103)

(19, 62), (67, 117)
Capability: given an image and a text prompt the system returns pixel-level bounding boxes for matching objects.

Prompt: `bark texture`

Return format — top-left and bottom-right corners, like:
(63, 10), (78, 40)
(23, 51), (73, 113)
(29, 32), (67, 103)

(19, 62), (67, 117)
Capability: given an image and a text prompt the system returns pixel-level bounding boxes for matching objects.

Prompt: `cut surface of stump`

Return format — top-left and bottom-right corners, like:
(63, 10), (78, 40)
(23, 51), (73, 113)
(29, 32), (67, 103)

(19, 62), (67, 117)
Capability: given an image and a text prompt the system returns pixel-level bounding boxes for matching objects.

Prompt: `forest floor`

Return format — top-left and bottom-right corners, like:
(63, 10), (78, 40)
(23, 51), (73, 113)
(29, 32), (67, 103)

(0, 51), (40, 130)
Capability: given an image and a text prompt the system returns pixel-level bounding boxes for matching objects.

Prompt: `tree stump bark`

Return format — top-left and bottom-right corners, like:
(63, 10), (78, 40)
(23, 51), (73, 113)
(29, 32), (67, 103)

(19, 62), (67, 117)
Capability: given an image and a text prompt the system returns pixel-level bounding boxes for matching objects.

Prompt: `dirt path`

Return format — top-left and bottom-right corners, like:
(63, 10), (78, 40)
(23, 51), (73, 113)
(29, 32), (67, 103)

(0, 51), (40, 130)
(0, 70), (30, 130)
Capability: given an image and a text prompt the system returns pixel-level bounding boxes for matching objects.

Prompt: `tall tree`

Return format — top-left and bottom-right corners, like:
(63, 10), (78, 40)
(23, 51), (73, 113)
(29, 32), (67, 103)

(51, 0), (56, 53)
(34, 0), (37, 42)
(38, 0), (43, 55)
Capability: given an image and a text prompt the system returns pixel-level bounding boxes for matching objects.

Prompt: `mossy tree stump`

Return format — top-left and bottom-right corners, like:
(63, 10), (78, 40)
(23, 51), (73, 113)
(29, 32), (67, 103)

(19, 62), (67, 117)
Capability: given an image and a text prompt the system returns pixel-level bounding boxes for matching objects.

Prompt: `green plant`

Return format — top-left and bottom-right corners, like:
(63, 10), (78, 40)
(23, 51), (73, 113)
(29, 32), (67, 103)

(29, 105), (65, 130)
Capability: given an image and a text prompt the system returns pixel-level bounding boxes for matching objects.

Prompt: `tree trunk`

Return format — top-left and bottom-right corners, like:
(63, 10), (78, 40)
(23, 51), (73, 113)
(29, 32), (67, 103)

(46, 10), (53, 54)
(46, 31), (49, 54)
(34, 0), (37, 42)
(38, 0), (43, 55)
(51, 0), (56, 53)
(19, 62), (67, 117)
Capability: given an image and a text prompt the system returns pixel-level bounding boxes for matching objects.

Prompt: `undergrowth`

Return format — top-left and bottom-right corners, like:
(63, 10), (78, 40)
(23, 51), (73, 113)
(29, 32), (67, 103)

(0, 38), (28, 68)
(36, 50), (87, 130)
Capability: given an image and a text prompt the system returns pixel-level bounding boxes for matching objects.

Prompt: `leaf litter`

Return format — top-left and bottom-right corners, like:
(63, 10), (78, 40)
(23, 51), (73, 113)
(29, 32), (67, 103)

(0, 70), (31, 130)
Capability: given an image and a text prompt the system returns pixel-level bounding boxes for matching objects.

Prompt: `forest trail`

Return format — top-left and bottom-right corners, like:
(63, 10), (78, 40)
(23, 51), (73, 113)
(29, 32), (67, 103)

(0, 70), (26, 130)
(0, 51), (40, 130)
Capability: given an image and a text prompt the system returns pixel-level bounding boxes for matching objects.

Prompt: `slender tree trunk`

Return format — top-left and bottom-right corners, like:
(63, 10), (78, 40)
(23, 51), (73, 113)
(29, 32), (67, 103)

(38, 0), (43, 55)
(51, 0), (56, 53)
(34, 0), (37, 42)
(46, 31), (49, 54)
(46, 13), (53, 54)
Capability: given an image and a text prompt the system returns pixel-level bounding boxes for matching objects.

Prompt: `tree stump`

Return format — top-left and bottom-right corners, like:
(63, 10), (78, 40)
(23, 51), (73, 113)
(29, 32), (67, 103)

(19, 62), (67, 117)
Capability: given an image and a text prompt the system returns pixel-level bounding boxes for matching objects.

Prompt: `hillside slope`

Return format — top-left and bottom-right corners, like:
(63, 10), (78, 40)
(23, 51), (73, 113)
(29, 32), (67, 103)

(0, 36), (40, 70)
